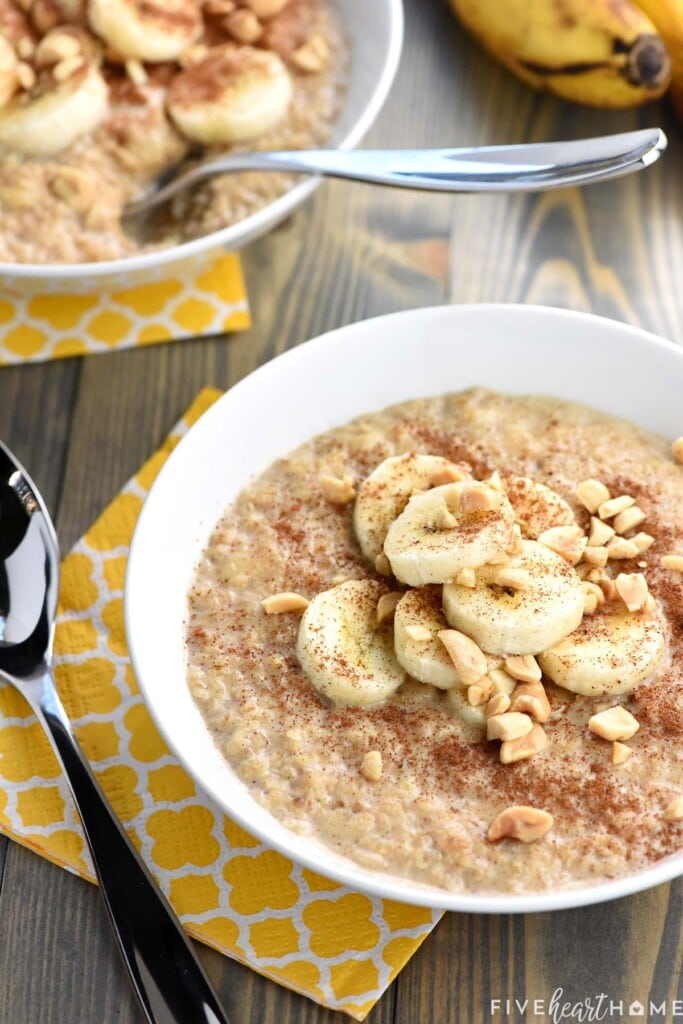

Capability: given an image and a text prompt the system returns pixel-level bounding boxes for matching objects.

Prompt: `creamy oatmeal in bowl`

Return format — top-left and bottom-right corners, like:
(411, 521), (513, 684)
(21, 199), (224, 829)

(0, 0), (402, 274)
(125, 305), (683, 912)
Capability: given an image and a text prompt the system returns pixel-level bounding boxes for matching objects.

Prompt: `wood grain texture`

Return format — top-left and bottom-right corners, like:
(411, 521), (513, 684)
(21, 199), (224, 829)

(1, 0), (682, 1020)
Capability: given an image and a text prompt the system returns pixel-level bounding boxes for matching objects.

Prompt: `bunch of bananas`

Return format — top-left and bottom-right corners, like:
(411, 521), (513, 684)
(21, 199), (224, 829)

(448, 0), (683, 117)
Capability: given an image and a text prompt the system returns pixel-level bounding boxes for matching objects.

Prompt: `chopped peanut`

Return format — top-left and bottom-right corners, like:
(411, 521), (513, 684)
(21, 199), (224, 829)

(661, 554), (683, 572)
(225, 7), (262, 41)
(606, 537), (639, 560)
(360, 750), (383, 782)
(430, 464), (469, 486)
(375, 551), (392, 576)
(261, 592), (309, 614)
(582, 590), (599, 615)
(488, 667), (517, 697)
(598, 495), (635, 520)
(615, 572), (649, 613)
(582, 545), (609, 567)
(613, 506), (646, 535)
(611, 741), (632, 766)
(467, 681), (491, 706)
(485, 693), (511, 719)
(454, 567), (476, 588)
(488, 805), (553, 843)
(459, 482), (500, 514)
(499, 722), (547, 764)
(434, 504), (457, 530)
(292, 32), (330, 72)
(663, 796), (683, 821)
(671, 437), (683, 464)
(509, 680), (551, 723)
(492, 567), (530, 591)
(537, 525), (586, 565)
(438, 629), (488, 684)
(588, 517), (615, 547)
(319, 472), (356, 505)
(376, 591), (402, 625)
(632, 532), (655, 553)
(576, 479), (610, 514)
(589, 706), (640, 742)
(504, 654), (541, 684)
(486, 470), (504, 492)
(486, 711), (534, 742)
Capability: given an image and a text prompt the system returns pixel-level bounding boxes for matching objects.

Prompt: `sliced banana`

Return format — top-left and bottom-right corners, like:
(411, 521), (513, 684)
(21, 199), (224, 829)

(442, 539), (584, 656)
(538, 609), (666, 697)
(502, 474), (576, 539)
(353, 453), (469, 564)
(166, 43), (293, 145)
(88, 0), (201, 61)
(394, 586), (462, 689)
(296, 579), (405, 707)
(0, 60), (107, 156)
(384, 481), (516, 587)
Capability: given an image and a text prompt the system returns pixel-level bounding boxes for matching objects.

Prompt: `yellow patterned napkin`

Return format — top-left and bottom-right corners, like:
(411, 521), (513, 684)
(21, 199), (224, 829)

(0, 253), (250, 365)
(0, 389), (442, 1021)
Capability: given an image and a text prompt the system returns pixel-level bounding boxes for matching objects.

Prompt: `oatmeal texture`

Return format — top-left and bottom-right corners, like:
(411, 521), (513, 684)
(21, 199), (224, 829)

(0, 0), (347, 263)
(186, 389), (683, 895)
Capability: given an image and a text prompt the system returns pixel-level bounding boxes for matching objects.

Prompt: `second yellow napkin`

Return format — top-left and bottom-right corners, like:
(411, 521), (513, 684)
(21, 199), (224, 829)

(0, 389), (443, 1021)
(0, 253), (250, 365)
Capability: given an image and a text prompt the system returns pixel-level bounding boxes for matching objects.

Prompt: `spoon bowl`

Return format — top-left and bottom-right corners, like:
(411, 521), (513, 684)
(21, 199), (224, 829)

(0, 441), (231, 1024)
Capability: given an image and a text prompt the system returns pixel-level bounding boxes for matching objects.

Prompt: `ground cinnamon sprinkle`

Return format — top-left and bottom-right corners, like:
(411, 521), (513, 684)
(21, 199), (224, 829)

(185, 389), (683, 895)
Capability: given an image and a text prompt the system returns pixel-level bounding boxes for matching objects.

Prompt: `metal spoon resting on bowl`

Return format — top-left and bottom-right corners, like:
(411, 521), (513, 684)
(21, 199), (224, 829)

(123, 127), (667, 219)
(0, 442), (231, 1024)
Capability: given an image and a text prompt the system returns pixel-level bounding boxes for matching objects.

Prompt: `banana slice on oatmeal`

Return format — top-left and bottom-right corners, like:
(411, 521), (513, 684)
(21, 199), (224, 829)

(166, 43), (293, 145)
(167, 44), (294, 146)
(87, 0), (202, 62)
(0, 59), (108, 155)
(296, 579), (405, 707)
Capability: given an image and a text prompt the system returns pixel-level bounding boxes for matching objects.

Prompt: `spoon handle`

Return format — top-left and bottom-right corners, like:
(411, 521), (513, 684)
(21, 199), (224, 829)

(125, 127), (667, 217)
(33, 669), (230, 1024)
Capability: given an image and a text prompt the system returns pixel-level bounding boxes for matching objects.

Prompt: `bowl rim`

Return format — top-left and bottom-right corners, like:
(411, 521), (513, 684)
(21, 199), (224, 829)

(125, 303), (683, 913)
(0, 0), (404, 281)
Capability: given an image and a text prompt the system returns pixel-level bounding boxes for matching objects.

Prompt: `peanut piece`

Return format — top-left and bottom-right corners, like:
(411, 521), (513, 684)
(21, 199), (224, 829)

(376, 591), (402, 625)
(589, 705), (640, 742)
(319, 472), (356, 505)
(671, 437), (683, 464)
(454, 567), (476, 588)
(606, 537), (639, 560)
(487, 805), (553, 843)
(632, 532), (655, 553)
(438, 629), (488, 684)
(261, 592), (309, 614)
(615, 572), (649, 613)
(504, 654), (541, 684)
(225, 8), (262, 42)
(434, 504), (457, 530)
(582, 545), (609, 567)
(576, 479), (610, 514)
(598, 494), (635, 520)
(663, 796), (683, 821)
(459, 482), (500, 514)
(661, 554), (683, 572)
(360, 750), (383, 782)
(375, 551), (392, 576)
(488, 667), (517, 697)
(537, 525), (586, 565)
(485, 693), (511, 719)
(292, 32), (330, 72)
(588, 516), (615, 547)
(430, 464), (470, 486)
(405, 624), (432, 642)
(486, 711), (534, 742)
(613, 506), (646, 535)
(467, 681), (491, 706)
(509, 680), (551, 723)
(242, 0), (289, 16)
(492, 567), (530, 591)
(125, 58), (147, 86)
(611, 741), (631, 765)
(499, 722), (547, 764)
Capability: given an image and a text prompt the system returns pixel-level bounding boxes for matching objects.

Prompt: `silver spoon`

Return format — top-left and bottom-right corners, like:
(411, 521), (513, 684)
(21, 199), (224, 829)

(124, 127), (667, 218)
(0, 441), (231, 1024)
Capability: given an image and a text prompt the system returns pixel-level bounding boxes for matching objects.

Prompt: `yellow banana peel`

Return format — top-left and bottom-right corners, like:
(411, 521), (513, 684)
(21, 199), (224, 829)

(448, 0), (672, 108)
(631, 0), (683, 119)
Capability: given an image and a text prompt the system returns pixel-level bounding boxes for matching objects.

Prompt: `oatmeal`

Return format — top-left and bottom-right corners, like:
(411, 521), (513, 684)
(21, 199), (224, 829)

(0, 0), (347, 263)
(186, 389), (683, 895)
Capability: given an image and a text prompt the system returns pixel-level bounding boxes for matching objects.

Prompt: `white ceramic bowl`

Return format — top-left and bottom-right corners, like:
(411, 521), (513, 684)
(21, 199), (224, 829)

(0, 0), (403, 295)
(125, 304), (683, 913)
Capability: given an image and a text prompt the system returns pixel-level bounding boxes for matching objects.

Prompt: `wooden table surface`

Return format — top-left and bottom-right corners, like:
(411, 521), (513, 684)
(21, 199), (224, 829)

(1, 1), (682, 1021)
